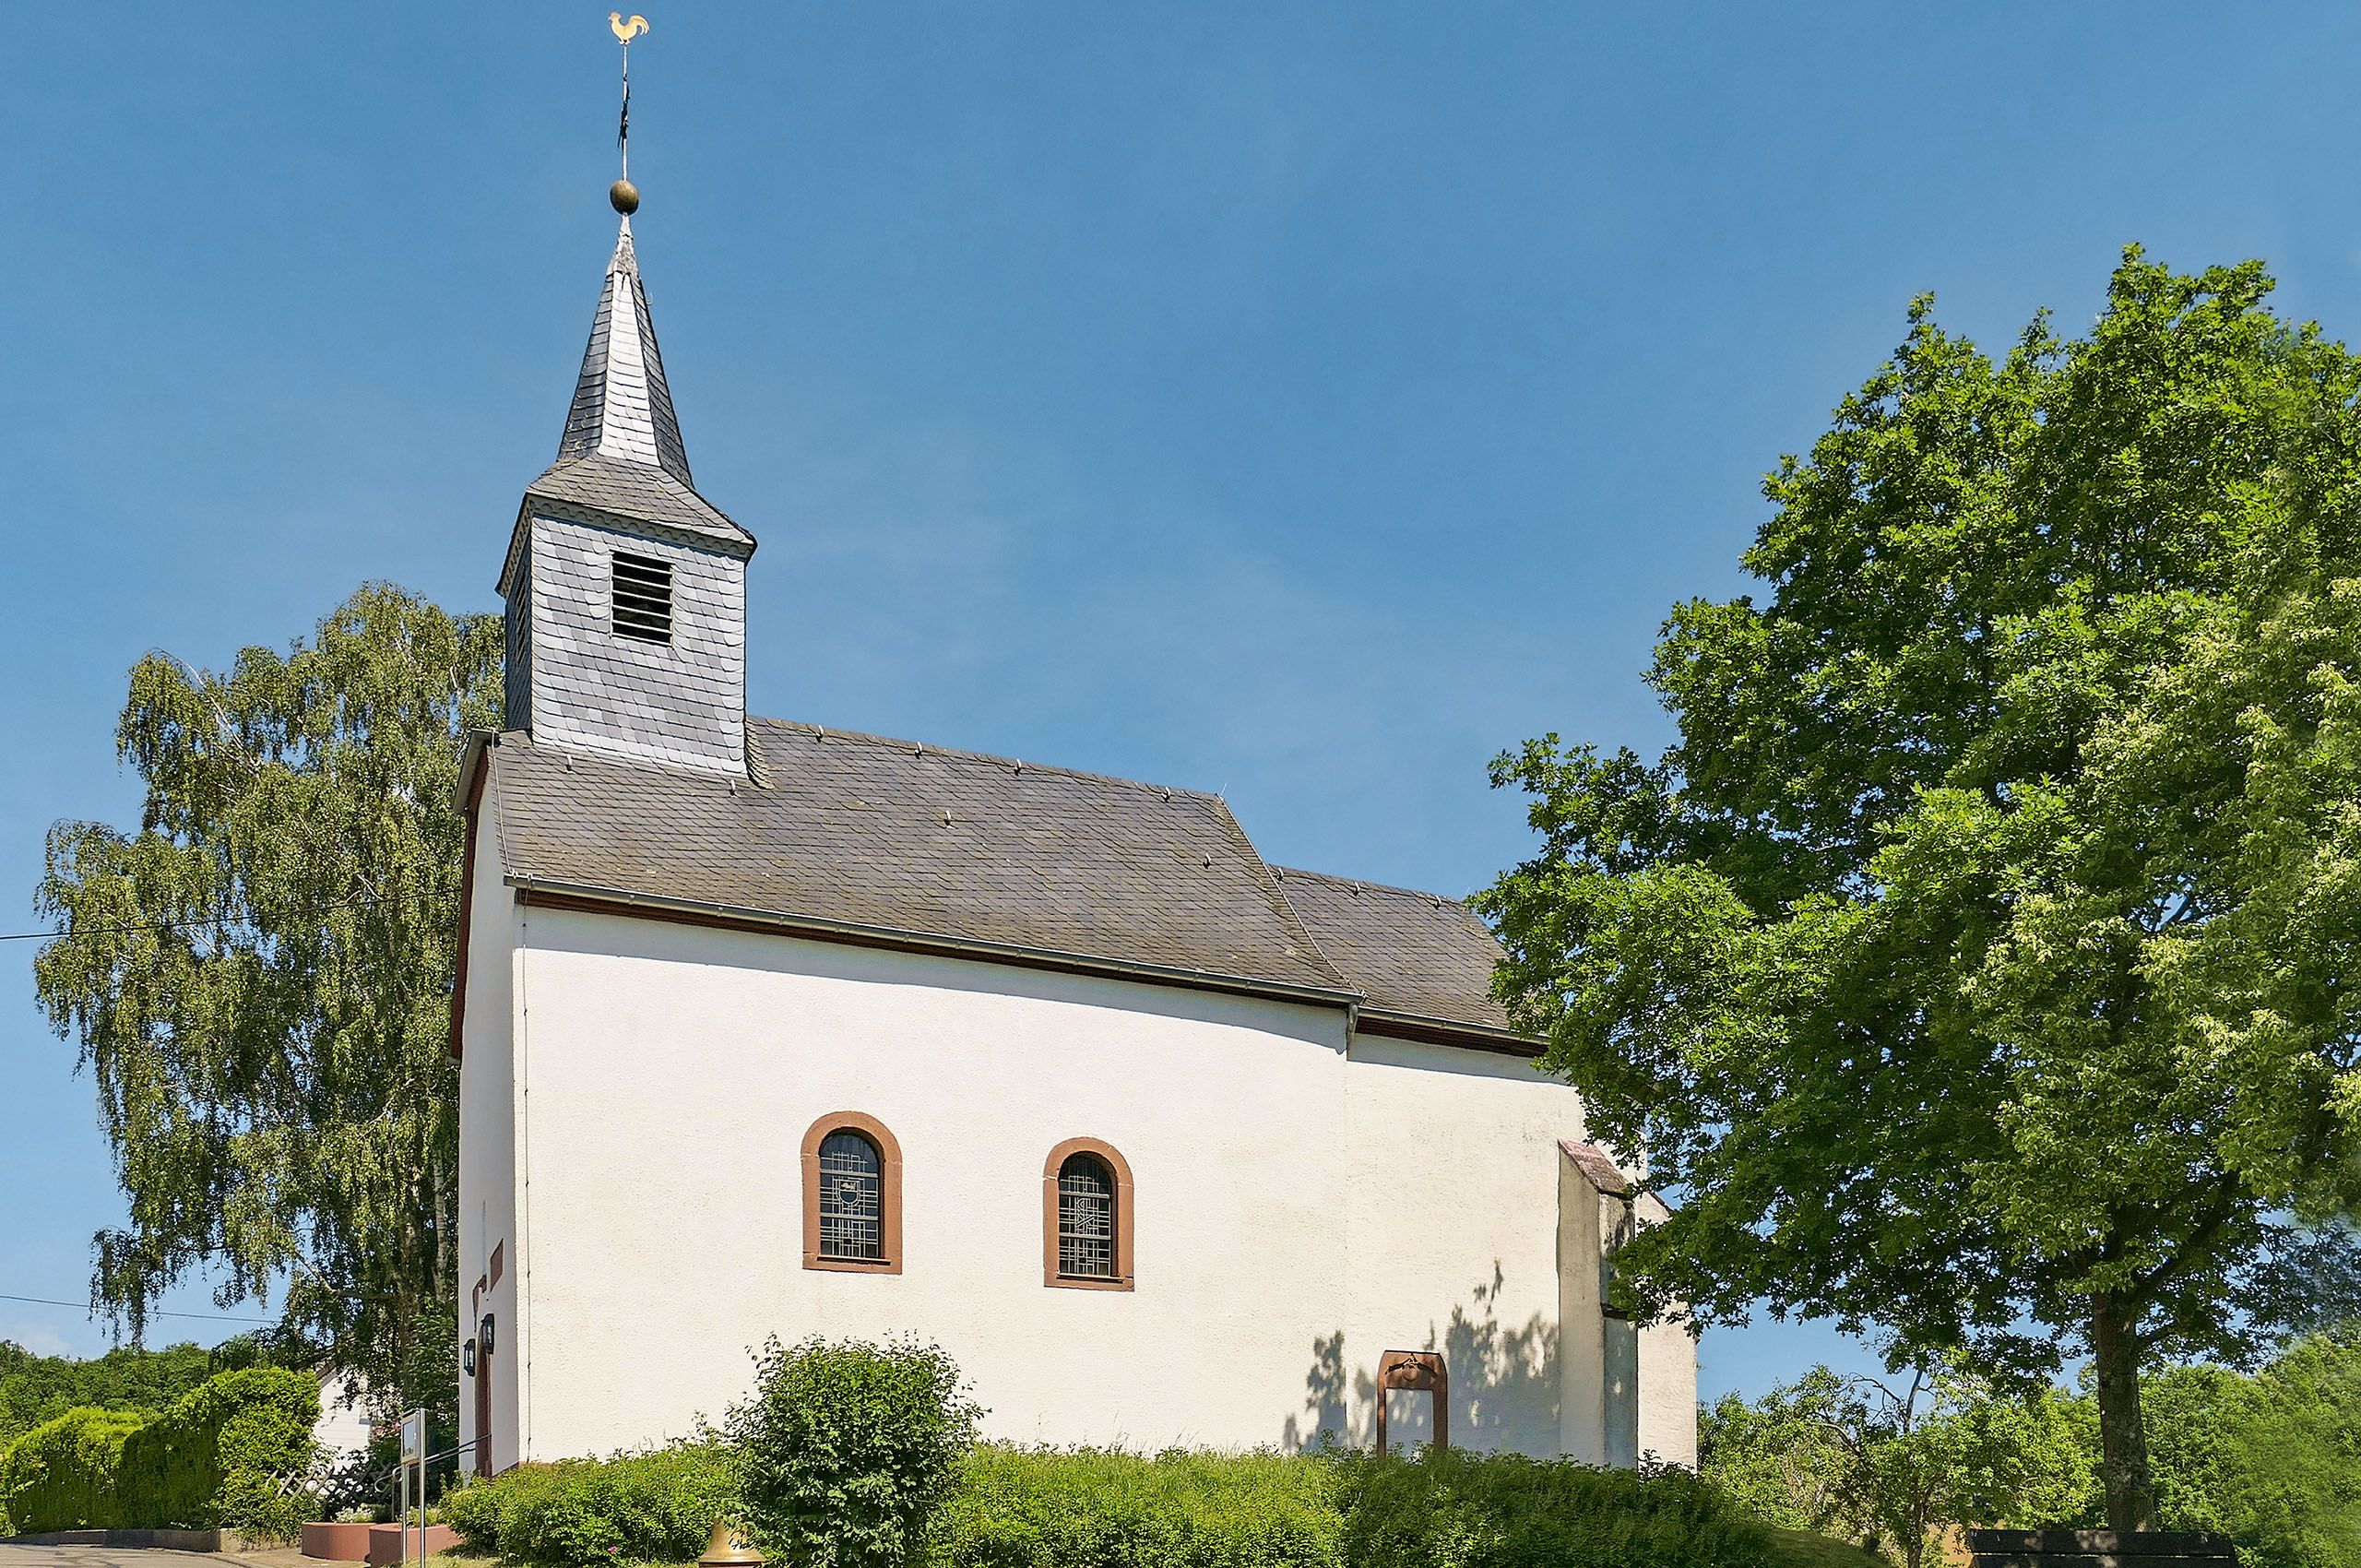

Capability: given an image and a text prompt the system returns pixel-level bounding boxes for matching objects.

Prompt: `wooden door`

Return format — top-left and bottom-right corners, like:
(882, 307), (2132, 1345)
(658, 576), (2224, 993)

(474, 1329), (492, 1477)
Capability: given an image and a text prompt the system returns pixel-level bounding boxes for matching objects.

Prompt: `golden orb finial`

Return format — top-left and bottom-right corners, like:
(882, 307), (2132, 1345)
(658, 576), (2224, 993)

(611, 179), (641, 215)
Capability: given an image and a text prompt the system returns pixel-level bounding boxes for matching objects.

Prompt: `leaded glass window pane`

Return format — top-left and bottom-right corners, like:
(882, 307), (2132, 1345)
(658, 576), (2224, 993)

(1057, 1154), (1115, 1278)
(818, 1130), (882, 1261)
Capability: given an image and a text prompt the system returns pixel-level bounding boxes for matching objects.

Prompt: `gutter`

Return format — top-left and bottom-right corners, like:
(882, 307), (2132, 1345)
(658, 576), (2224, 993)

(504, 874), (1370, 1014)
(1351, 1006), (1545, 1059)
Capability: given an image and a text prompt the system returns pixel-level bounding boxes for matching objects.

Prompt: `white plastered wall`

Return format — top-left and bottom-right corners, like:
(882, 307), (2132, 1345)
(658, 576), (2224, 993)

(470, 892), (1699, 1461)
(508, 907), (1352, 1455)
(1340, 1036), (1589, 1457)
(1634, 1194), (1699, 1468)
(457, 785), (522, 1472)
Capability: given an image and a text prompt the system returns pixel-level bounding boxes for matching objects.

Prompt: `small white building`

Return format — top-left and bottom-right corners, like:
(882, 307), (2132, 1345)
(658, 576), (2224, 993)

(452, 210), (1696, 1476)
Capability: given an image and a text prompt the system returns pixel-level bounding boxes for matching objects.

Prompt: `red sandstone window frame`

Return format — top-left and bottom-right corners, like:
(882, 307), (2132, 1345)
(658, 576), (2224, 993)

(801, 1111), (903, 1275)
(1042, 1137), (1134, 1290)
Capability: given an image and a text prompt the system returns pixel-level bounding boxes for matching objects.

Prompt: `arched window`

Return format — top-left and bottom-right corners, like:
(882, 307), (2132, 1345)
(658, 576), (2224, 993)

(1058, 1155), (1114, 1277)
(1042, 1138), (1133, 1290)
(820, 1131), (883, 1259)
(801, 1112), (903, 1274)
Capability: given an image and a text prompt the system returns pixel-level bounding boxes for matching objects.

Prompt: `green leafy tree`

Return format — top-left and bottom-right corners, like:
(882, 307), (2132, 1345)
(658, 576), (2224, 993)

(34, 583), (502, 1424)
(1702, 1365), (2090, 1568)
(2081, 1335), (2361, 1566)
(1478, 251), (2361, 1531)
(0, 1340), (217, 1451)
(1699, 1377), (1855, 1540)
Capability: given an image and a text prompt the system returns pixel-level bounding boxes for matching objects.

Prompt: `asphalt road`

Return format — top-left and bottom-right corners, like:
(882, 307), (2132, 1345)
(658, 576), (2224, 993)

(0, 1550), (333, 1568)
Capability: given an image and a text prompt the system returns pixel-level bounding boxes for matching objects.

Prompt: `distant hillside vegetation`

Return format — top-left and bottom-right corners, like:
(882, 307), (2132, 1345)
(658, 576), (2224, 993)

(0, 1336), (290, 1450)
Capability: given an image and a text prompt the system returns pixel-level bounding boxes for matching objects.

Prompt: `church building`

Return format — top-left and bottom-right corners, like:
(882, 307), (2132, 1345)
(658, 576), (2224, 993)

(451, 200), (1697, 1474)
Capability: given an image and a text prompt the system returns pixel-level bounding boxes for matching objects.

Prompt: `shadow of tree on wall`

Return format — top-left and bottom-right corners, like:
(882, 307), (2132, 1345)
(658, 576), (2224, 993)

(1283, 1265), (1560, 1455)
(1281, 1330), (1349, 1451)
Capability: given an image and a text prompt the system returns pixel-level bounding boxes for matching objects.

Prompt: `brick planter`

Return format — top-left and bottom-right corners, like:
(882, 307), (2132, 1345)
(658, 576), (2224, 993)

(301, 1520), (459, 1563)
(1966, 1529), (2235, 1567)
(303, 1522), (377, 1561)
(364, 1523), (459, 1565)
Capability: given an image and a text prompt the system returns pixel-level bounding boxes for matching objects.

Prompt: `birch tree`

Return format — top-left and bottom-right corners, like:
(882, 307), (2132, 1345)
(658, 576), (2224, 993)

(35, 583), (501, 1418)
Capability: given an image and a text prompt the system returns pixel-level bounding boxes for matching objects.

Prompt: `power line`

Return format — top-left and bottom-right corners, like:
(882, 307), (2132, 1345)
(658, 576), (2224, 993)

(0, 891), (386, 944)
(0, 914), (231, 944)
(0, 1291), (277, 1324)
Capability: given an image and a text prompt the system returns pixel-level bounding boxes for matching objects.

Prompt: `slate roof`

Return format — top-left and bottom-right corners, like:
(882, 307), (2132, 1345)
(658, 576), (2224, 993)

(561, 219), (694, 487)
(481, 720), (1523, 1038)
(499, 220), (753, 595)
(1270, 865), (1515, 1034)
(521, 451), (750, 550)
(490, 720), (1352, 998)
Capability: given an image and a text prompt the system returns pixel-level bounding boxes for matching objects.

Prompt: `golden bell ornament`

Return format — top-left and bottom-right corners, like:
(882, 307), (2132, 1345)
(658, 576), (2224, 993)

(699, 1518), (765, 1568)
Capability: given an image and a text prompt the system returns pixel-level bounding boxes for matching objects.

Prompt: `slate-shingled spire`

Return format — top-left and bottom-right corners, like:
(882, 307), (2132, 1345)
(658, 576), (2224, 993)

(556, 218), (694, 484)
(497, 207), (756, 779)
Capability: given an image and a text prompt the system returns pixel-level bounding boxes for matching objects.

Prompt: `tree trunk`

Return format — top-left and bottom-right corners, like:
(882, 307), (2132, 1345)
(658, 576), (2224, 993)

(2091, 1293), (2159, 1532)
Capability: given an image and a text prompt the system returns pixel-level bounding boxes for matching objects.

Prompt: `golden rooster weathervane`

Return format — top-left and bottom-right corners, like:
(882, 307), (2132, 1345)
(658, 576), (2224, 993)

(609, 13), (650, 214)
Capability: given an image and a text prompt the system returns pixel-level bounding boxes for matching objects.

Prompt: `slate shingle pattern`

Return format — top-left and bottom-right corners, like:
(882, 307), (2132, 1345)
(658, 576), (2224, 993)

(1271, 865), (1515, 1033)
(522, 452), (751, 552)
(516, 515), (748, 774)
(558, 219), (696, 487)
(492, 719), (1362, 997)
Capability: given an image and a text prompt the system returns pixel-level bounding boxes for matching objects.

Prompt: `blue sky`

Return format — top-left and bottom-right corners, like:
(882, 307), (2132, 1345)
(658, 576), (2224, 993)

(3, 1), (2355, 1399)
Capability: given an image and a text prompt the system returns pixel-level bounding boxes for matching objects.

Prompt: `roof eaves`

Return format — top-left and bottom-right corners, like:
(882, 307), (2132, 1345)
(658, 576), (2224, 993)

(499, 484), (753, 597)
(452, 728), (499, 813)
(1357, 1005), (1545, 1058)
(504, 873), (1370, 1014)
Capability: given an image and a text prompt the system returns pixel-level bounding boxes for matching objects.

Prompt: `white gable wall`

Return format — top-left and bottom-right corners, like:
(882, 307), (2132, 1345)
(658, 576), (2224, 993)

(457, 789), (523, 1475)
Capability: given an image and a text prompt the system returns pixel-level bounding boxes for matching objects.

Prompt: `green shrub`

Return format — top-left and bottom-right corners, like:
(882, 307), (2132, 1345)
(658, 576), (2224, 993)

(111, 1365), (319, 1538)
(932, 1444), (1345, 1568)
(444, 1443), (738, 1567)
(1334, 1447), (1837, 1568)
(726, 1336), (982, 1568)
(0, 1406), (148, 1532)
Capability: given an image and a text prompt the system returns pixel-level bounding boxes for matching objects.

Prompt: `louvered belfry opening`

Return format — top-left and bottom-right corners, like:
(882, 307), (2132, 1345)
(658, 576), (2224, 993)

(1057, 1153), (1117, 1278)
(611, 550), (674, 643)
(817, 1130), (884, 1261)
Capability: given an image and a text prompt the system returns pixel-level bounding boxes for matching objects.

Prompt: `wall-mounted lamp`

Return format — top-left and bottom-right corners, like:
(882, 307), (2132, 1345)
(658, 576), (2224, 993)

(480, 1313), (496, 1357)
(462, 1339), (478, 1377)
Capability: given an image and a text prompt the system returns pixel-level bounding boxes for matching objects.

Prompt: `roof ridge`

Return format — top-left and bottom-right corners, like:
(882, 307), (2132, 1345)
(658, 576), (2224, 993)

(748, 717), (1226, 802)
(743, 719), (1352, 994)
(1273, 863), (1474, 908)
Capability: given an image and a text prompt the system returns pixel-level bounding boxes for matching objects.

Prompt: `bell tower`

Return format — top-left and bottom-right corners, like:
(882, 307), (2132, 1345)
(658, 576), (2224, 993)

(496, 194), (755, 777)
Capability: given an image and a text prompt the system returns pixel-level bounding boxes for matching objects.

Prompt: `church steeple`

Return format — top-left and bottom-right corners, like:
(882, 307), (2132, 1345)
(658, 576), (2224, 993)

(555, 218), (694, 485)
(497, 198), (756, 778)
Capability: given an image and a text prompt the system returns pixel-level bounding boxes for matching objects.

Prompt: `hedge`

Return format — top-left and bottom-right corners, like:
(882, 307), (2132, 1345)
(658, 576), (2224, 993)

(0, 1366), (318, 1538)
(0, 1407), (148, 1533)
(120, 1366), (322, 1536)
(444, 1443), (738, 1567)
(932, 1445), (1345, 1568)
(448, 1442), (1883, 1568)
(1333, 1448), (1869, 1568)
